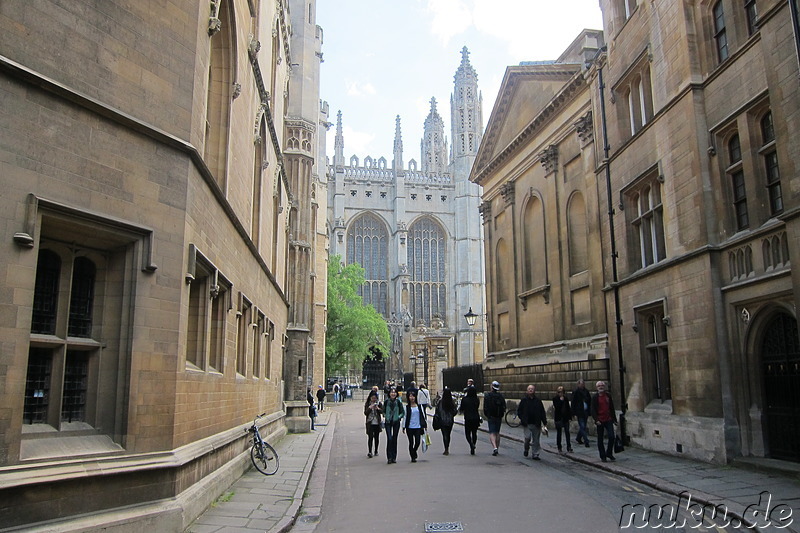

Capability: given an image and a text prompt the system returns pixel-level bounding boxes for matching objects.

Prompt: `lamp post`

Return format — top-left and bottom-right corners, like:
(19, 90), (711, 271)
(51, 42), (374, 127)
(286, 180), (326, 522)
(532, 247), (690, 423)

(464, 307), (477, 364)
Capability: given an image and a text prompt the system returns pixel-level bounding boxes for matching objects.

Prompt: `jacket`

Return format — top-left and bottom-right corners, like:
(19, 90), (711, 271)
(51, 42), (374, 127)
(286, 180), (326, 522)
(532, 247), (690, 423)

(364, 401), (383, 426)
(590, 391), (618, 423)
(483, 390), (506, 420)
(552, 394), (573, 423)
(517, 395), (546, 427)
(383, 398), (404, 423)
(404, 403), (428, 430)
(571, 386), (592, 418)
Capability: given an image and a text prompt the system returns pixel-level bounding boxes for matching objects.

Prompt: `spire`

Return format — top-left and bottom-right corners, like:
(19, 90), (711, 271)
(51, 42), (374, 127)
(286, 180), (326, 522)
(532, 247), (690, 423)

(455, 46), (477, 82)
(421, 97), (447, 174)
(334, 110), (344, 166)
(451, 46), (483, 175)
(393, 115), (404, 172)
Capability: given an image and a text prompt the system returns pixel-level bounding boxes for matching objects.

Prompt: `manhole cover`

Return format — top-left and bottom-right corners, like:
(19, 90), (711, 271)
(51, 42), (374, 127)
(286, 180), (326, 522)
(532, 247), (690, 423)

(425, 522), (464, 532)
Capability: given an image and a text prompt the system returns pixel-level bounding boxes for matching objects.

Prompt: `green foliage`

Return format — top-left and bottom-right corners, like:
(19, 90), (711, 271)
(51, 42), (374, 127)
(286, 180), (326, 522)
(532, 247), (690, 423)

(326, 255), (390, 375)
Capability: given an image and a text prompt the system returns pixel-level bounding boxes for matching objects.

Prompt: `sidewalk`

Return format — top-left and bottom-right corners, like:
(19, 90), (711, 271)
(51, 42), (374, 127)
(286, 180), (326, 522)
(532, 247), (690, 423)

(185, 406), (337, 533)
(466, 417), (800, 531)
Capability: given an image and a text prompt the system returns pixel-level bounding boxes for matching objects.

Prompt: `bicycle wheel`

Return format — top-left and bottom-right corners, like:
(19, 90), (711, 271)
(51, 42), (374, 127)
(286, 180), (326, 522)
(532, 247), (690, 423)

(505, 409), (521, 428)
(250, 441), (280, 475)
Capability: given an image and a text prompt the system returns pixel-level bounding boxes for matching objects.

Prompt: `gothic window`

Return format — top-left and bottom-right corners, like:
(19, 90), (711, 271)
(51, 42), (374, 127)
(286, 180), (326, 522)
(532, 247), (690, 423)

(760, 111), (782, 216)
(407, 217), (447, 327)
(522, 196), (547, 289)
(727, 134), (749, 230)
(615, 62), (653, 138)
(567, 192), (589, 275)
(347, 213), (389, 317)
(637, 304), (671, 403)
(187, 249), (231, 372)
(713, 1), (729, 63)
(31, 250), (61, 335)
(204, 0), (234, 189)
(626, 171), (666, 270)
(236, 295), (251, 376)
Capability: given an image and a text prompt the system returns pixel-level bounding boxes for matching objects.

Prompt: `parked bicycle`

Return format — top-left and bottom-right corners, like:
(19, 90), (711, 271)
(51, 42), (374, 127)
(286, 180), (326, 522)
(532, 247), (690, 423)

(504, 401), (521, 428)
(246, 413), (279, 475)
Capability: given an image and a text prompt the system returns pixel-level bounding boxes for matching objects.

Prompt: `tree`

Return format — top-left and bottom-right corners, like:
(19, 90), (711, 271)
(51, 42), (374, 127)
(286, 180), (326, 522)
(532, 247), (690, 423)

(326, 255), (390, 376)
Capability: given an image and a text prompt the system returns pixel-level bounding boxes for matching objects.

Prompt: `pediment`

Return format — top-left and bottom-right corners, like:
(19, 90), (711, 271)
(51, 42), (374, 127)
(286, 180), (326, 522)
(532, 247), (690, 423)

(472, 63), (582, 184)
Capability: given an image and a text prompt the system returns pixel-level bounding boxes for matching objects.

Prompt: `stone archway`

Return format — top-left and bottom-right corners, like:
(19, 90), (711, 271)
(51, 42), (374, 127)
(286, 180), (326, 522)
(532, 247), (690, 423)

(760, 312), (800, 462)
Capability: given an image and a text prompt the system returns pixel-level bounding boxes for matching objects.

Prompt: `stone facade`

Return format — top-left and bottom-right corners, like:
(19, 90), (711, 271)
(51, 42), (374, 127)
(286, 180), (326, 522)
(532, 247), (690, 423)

(474, 1), (800, 465)
(327, 49), (487, 392)
(0, 0), (325, 529)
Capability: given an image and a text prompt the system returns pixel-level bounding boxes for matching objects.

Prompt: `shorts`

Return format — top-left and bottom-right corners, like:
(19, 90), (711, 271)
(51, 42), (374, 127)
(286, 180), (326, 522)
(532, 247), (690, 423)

(487, 417), (501, 434)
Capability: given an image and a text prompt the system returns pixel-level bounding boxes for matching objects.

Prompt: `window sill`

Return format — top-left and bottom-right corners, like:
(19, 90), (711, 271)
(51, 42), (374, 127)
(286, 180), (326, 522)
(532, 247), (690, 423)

(20, 432), (123, 461)
(643, 399), (673, 414)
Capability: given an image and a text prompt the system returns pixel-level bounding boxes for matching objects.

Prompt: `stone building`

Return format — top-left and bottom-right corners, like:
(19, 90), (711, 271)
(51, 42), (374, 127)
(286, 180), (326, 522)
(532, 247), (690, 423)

(474, 0), (800, 464)
(470, 31), (611, 401)
(0, 0), (326, 529)
(327, 48), (487, 391)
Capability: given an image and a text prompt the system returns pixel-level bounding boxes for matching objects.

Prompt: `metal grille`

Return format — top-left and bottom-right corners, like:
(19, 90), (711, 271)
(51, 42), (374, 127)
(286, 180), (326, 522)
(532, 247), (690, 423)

(762, 312), (800, 462)
(61, 351), (88, 423)
(24, 348), (52, 424)
(425, 523), (463, 532)
(31, 250), (61, 334)
(68, 257), (95, 338)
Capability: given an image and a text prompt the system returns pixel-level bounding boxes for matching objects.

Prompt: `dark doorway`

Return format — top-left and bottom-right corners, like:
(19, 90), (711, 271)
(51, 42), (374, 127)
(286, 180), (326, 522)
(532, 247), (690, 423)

(361, 347), (385, 390)
(761, 312), (800, 462)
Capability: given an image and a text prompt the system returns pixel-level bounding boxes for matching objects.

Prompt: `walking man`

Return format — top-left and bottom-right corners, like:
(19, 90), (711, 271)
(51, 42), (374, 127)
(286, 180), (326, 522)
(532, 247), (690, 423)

(483, 381), (506, 456)
(552, 386), (573, 453)
(590, 380), (618, 462)
(315, 385), (326, 412)
(517, 384), (547, 460)
(332, 381), (340, 403)
(571, 379), (592, 447)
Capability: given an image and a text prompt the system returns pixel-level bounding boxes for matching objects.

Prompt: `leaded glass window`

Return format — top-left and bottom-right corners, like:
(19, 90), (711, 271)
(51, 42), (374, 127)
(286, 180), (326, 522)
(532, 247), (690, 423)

(408, 218), (447, 327)
(346, 213), (389, 317)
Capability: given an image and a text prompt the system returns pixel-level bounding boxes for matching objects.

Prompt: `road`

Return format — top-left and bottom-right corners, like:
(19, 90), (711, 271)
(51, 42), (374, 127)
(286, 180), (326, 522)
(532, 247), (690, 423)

(293, 401), (735, 533)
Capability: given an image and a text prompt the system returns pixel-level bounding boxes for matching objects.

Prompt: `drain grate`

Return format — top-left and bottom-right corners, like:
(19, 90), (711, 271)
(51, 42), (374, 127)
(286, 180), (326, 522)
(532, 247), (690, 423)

(425, 522), (464, 532)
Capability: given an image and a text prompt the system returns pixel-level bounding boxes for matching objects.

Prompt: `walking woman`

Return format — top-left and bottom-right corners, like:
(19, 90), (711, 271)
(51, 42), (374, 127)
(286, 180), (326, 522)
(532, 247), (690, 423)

(364, 391), (383, 458)
(435, 387), (458, 455)
(459, 385), (480, 455)
(383, 387), (404, 464)
(402, 390), (427, 462)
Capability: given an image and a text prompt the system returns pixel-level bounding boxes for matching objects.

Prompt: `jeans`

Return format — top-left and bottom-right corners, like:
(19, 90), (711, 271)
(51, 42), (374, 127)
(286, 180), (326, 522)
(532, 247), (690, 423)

(523, 424), (542, 458)
(406, 428), (423, 460)
(333, 392), (340, 402)
(597, 420), (616, 460)
(385, 420), (400, 461)
(576, 415), (589, 443)
(556, 420), (572, 450)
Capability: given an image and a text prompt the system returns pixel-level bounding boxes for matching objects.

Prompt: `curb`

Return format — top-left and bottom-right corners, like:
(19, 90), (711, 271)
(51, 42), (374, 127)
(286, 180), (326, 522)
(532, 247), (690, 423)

(270, 412), (337, 533)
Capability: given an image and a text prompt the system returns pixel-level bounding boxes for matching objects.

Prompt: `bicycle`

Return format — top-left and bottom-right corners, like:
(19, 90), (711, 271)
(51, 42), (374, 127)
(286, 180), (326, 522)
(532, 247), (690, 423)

(246, 413), (280, 475)
(504, 401), (521, 428)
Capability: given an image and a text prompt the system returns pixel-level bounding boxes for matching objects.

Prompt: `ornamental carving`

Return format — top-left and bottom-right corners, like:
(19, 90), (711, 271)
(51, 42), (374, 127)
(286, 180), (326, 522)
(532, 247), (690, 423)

(500, 182), (515, 206)
(539, 145), (558, 174)
(575, 111), (593, 144)
(208, 0), (221, 35)
(478, 201), (492, 222)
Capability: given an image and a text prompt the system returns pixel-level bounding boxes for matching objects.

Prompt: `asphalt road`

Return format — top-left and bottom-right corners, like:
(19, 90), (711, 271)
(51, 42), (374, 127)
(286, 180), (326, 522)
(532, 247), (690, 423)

(295, 402), (735, 533)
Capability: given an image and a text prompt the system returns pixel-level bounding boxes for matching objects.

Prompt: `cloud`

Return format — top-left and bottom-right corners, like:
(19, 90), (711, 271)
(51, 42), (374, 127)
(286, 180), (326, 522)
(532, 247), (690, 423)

(342, 126), (377, 158)
(345, 80), (376, 97)
(425, 0), (473, 44)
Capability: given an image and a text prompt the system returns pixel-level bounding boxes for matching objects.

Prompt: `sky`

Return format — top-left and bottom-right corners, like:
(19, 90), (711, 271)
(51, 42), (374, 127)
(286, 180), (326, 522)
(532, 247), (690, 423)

(316, 0), (604, 164)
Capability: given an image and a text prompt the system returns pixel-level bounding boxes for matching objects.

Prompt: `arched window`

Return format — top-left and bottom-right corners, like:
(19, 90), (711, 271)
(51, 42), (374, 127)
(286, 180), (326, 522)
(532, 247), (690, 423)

(31, 250), (61, 335)
(713, 1), (729, 62)
(204, 0), (234, 188)
(523, 196), (547, 289)
(347, 213), (389, 316)
(407, 217), (447, 327)
(567, 192), (589, 275)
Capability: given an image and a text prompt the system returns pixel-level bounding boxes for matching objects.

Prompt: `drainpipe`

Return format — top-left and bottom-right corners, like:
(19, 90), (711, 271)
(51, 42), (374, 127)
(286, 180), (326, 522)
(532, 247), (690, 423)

(790, 0), (800, 71)
(591, 46), (628, 443)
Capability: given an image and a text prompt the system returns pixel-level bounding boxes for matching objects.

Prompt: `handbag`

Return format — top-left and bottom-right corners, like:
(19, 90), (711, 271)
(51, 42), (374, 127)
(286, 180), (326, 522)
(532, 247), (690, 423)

(422, 432), (431, 453)
(432, 413), (441, 431)
(614, 434), (625, 453)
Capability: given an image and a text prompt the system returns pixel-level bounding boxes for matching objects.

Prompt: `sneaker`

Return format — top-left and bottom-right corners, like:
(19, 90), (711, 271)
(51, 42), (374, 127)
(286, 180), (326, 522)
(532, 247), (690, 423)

(532, 456), (541, 461)
(492, 448), (498, 456)
(368, 453), (372, 458)
(567, 448), (573, 453)
(443, 450), (449, 455)
(602, 458), (608, 463)
(558, 447), (563, 453)
(608, 455), (616, 461)
(411, 458), (417, 463)
(523, 449), (529, 457)
(470, 447), (475, 455)
(585, 442), (590, 448)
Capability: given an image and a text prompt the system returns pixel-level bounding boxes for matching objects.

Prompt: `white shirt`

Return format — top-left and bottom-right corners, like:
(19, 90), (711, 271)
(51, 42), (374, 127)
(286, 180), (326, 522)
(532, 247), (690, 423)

(417, 388), (430, 406)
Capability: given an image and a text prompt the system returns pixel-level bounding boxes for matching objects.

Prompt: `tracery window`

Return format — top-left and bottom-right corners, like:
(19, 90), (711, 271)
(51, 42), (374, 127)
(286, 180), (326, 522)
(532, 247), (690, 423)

(347, 213), (389, 317)
(713, 1), (729, 63)
(626, 171), (666, 270)
(407, 217), (447, 327)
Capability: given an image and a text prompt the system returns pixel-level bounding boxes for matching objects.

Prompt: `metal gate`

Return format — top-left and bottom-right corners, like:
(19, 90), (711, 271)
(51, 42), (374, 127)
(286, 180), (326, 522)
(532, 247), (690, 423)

(761, 312), (800, 462)
(362, 357), (385, 390)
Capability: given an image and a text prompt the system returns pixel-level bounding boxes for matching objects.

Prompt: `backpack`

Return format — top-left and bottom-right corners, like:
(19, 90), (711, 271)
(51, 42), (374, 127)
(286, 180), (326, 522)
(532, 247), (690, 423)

(486, 392), (504, 418)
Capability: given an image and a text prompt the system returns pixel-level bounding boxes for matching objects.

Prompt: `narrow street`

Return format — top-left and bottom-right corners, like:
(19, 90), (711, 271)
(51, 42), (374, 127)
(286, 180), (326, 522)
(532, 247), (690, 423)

(293, 400), (738, 533)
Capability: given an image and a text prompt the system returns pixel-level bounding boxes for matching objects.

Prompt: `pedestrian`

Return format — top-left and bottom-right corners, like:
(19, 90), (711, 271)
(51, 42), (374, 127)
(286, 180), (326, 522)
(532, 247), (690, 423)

(418, 383), (431, 413)
(364, 391), (383, 458)
(517, 384), (547, 460)
(402, 390), (427, 463)
(483, 381), (506, 456)
(463, 378), (475, 393)
(459, 385), (480, 455)
(434, 387), (457, 455)
(383, 380), (392, 401)
(306, 388), (316, 431)
(590, 380), (618, 462)
(316, 385), (326, 412)
(332, 381), (340, 403)
(552, 386), (573, 453)
(407, 381), (419, 398)
(383, 387), (404, 464)
(571, 378), (592, 447)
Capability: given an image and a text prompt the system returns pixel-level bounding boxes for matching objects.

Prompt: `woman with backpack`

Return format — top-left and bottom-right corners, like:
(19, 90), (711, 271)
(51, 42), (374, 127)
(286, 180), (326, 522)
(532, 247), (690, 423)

(434, 387), (458, 455)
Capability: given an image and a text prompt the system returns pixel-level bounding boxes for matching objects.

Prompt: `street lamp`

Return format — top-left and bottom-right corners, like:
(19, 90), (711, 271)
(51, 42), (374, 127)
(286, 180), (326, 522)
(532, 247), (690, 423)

(464, 307), (478, 327)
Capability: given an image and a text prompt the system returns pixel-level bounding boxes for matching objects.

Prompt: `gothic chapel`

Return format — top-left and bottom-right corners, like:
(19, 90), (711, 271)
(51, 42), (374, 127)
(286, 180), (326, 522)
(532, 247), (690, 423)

(328, 48), (487, 388)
